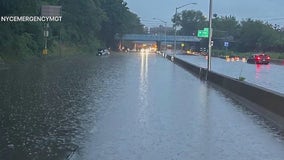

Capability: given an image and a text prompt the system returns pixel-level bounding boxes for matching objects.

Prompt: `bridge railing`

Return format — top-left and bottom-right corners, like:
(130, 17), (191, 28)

(115, 34), (201, 42)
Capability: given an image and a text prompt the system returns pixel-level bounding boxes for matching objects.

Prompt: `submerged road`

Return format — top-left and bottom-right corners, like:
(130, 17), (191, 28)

(72, 52), (284, 160)
(0, 52), (284, 160)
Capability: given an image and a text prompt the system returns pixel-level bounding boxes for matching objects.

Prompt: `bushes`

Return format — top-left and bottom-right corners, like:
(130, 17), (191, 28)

(0, 0), (144, 61)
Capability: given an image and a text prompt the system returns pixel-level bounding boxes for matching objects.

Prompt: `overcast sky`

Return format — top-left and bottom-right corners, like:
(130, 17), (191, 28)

(125, 0), (284, 27)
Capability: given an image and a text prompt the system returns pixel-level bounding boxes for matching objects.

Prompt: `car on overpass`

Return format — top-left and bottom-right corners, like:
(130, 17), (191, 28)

(247, 53), (270, 64)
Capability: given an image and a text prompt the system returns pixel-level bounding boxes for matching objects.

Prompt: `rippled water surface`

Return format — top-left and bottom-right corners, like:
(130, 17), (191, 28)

(1, 53), (284, 160)
(0, 54), (126, 159)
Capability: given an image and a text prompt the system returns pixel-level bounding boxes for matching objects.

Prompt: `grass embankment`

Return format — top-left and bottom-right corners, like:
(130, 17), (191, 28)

(0, 44), (98, 64)
(212, 49), (284, 59)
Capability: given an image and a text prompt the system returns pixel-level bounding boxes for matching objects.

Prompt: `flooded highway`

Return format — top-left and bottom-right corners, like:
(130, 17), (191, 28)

(1, 53), (284, 160)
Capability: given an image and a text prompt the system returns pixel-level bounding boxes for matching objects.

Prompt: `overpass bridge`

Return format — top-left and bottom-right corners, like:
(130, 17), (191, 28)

(116, 34), (201, 42)
(115, 34), (201, 50)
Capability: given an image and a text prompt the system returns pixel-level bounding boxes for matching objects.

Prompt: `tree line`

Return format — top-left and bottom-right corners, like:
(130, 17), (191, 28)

(173, 10), (284, 53)
(0, 0), (144, 59)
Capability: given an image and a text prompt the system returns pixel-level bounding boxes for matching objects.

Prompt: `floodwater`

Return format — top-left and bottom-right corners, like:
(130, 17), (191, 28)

(1, 53), (284, 160)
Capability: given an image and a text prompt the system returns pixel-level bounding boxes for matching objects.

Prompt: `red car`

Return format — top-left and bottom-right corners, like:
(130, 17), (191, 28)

(247, 53), (270, 64)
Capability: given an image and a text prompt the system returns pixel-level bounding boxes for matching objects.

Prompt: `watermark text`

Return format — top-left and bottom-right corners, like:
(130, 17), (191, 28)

(1, 16), (62, 22)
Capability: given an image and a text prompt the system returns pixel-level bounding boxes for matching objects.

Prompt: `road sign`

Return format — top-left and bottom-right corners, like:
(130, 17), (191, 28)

(210, 41), (214, 47)
(42, 49), (48, 55)
(41, 5), (61, 16)
(197, 28), (209, 38)
(44, 30), (49, 37)
(224, 41), (229, 47)
(203, 28), (209, 32)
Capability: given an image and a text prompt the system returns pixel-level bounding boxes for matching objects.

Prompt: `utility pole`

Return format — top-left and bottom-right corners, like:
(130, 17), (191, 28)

(207, 0), (213, 71)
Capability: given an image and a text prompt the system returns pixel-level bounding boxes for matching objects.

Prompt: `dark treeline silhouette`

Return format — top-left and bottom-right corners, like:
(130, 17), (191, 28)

(173, 10), (284, 53)
(0, 0), (144, 59)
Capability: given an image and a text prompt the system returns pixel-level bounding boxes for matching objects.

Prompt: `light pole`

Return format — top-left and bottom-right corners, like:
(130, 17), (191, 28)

(207, 0), (213, 71)
(153, 18), (167, 52)
(173, 2), (197, 60)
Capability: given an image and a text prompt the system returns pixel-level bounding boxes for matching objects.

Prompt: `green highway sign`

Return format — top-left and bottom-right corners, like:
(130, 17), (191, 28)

(197, 27), (209, 38)
(198, 30), (208, 38)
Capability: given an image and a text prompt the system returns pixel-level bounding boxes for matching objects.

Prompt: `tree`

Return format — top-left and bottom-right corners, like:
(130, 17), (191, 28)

(0, 0), (42, 58)
(98, 0), (143, 48)
(59, 0), (106, 49)
(212, 15), (240, 49)
(212, 16), (240, 39)
(236, 19), (280, 52)
(172, 10), (207, 36)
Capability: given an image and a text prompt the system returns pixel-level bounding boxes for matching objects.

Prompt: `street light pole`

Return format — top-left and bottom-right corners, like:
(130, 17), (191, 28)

(173, 2), (197, 60)
(207, 0), (213, 71)
(174, 7), (178, 58)
(164, 22), (167, 51)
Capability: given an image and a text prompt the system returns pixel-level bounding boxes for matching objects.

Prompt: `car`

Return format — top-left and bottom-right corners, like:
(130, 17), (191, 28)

(97, 48), (110, 56)
(229, 55), (240, 61)
(247, 53), (270, 64)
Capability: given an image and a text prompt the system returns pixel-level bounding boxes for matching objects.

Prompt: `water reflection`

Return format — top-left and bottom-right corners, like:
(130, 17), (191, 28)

(138, 52), (149, 124)
(140, 52), (148, 84)
(255, 64), (261, 79)
(197, 82), (212, 159)
(255, 64), (270, 79)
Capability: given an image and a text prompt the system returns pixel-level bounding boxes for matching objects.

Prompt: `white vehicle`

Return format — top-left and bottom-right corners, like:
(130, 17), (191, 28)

(97, 48), (110, 56)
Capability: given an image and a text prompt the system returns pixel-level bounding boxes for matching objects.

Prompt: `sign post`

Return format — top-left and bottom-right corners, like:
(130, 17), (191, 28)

(41, 5), (61, 56)
(224, 41), (229, 54)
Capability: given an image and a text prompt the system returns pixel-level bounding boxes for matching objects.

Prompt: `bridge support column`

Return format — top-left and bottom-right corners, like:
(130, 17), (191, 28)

(156, 41), (161, 51)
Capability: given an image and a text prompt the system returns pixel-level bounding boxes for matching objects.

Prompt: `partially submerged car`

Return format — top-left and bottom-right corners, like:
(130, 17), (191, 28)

(97, 48), (110, 56)
(247, 53), (270, 64)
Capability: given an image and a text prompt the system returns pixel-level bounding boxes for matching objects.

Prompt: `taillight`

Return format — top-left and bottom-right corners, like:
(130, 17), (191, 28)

(266, 56), (270, 60)
(255, 56), (261, 60)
